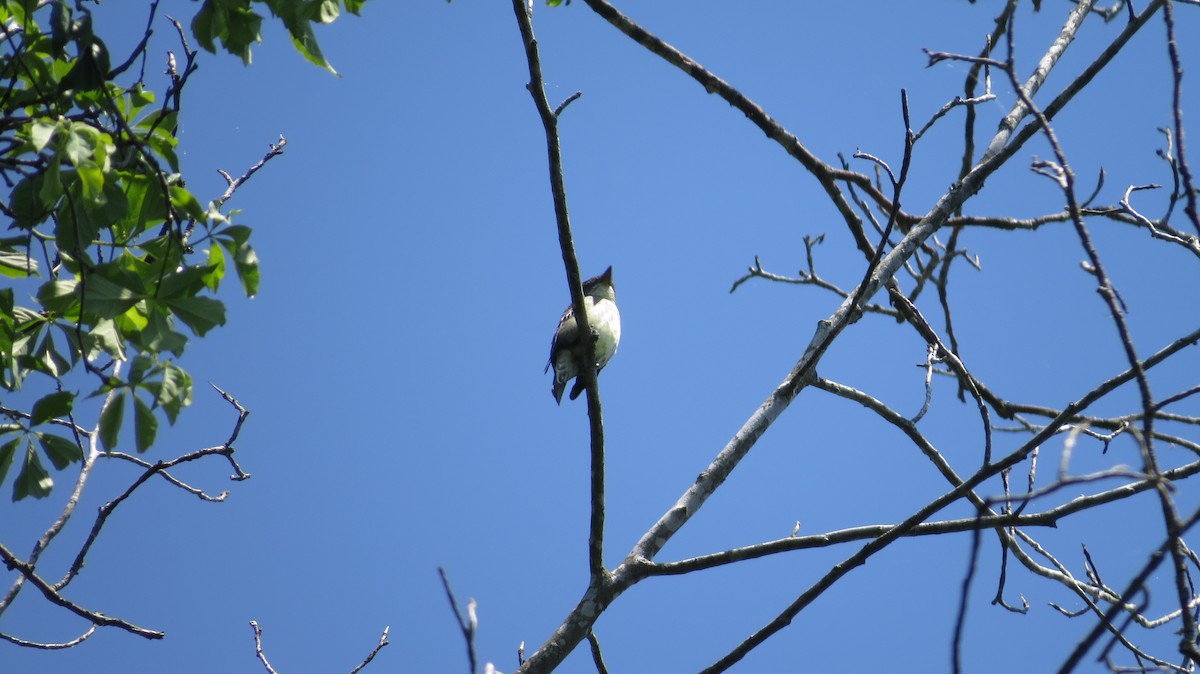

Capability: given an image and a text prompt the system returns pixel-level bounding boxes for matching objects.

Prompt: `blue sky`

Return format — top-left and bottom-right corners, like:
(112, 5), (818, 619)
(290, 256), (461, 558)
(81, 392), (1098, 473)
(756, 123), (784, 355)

(3, 1), (1200, 672)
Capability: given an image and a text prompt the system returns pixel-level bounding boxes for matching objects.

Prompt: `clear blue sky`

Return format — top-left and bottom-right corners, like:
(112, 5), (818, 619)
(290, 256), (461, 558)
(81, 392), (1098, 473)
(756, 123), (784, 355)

(4, 2), (1199, 672)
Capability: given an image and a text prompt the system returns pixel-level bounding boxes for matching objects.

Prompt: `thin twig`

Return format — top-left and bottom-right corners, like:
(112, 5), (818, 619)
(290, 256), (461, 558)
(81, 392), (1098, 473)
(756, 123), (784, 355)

(439, 567), (478, 674)
(0, 540), (163, 639)
(347, 626), (391, 674)
(249, 621), (280, 674)
(214, 136), (288, 210)
(586, 632), (610, 674)
(510, 0), (610, 586)
(0, 625), (96, 649)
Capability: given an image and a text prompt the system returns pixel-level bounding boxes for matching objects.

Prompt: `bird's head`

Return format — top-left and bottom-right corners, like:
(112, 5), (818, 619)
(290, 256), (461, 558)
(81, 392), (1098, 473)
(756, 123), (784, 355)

(582, 266), (615, 302)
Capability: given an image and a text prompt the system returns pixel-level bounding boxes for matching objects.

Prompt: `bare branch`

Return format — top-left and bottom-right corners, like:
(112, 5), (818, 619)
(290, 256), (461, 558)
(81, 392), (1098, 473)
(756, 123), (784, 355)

(249, 621), (280, 674)
(510, 0), (610, 585)
(439, 567), (478, 674)
(0, 540), (163, 639)
(213, 136), (289, 210)
(0, 625), (96, 649)
(347, 626), (391, 674)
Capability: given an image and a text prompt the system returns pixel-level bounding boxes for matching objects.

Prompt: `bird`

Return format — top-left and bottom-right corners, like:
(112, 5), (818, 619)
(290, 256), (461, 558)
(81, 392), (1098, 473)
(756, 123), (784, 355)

(545, 266), (621, 404)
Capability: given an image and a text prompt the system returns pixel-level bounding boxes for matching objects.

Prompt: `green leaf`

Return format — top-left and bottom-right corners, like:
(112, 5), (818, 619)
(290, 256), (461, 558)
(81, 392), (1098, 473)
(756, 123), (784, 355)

(133, 395), (157, 453)
(156, 361), (192, 424)
(0, 288), (14, 359)
(9, 173), (53, 229)
(31, 331), (71, 378)
(129, 82), (155, 107)
(223, 4), (264, 64)
(190, 0), (222, 53)
(129, 354), (154, 384)
(38, 432), (83, 470)
(169, 185), (206, 222)
(0, 243), (38, 277)
(55, 177), (102, 251)
(98, 390), (125, 450)
(137, 234), (186, 274)
(233, 242), (260, 297)
(84, 317), (125, 361)
(0, 437), (19, 487)
(64, 122), (101, 167)
(31, 391), (74, 425)
(77, 162), (105, 199)
(216, 223), (252, 247)
(51, 321), (83, 367)
(260, 0), (340, 72)
(59, 37), (111, 94)
(135, 108), (178, 134)
(156, 264), (210, 300)
(77, 163), (107, 203)
(204, 244), (226, 291)
(138, 111), (180, 171)
(49, 1), (73, 54)
(38, 279), (78, 316)
(287, 20), (337, 75)
(80, 268), (143, 319)
(163, 296), (226, 336)
(13, 441), (53, 500)
(217, 226), (259, 297)
(192, 0), (262, 64)
(40, 159), (64, 211)
(31, 118), (60, 152)
(137, 307), (188, 356)
(118, 173), (168, 240)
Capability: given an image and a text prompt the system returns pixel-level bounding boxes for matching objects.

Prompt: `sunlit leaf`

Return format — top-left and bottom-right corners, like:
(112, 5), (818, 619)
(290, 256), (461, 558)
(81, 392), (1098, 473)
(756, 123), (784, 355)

(64, 122), (101, 167)
(204, 245), (226, 291)
(129, 82), (154, 107)
(30, 118), (59, 152)
(37, 279), (78, 316)
(169, 185), (206, 222)
(0, 245), (38, 277)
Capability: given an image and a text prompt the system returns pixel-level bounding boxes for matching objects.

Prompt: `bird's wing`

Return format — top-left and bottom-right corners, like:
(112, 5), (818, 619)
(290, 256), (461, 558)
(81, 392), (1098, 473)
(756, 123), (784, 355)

(545, 304), (579, 372)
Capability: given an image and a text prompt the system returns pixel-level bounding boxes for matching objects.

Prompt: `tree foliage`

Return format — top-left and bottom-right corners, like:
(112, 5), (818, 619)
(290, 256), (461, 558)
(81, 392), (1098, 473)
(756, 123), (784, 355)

(0, 0), (361, 501)
(0, 0), (364, 654)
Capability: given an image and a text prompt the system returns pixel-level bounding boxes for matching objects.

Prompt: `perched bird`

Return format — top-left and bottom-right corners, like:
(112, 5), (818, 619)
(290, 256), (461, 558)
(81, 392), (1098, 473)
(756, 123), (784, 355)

(545, 266), (621, 404)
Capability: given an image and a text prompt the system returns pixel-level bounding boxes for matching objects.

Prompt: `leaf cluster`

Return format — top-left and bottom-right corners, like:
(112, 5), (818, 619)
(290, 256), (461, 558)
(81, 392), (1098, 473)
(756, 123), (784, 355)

(192, 0), (366, 74)
(0, 1), (357, 500)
